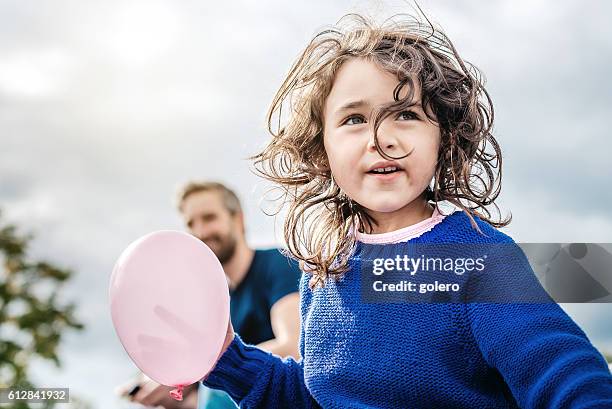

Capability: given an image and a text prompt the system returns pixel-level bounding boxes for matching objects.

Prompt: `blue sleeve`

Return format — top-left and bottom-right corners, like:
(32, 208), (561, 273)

(265, 250), (301, 308)
(202, 334), (319, 408)
(465, 240), (612, 408)
(203, 273), (320, 408)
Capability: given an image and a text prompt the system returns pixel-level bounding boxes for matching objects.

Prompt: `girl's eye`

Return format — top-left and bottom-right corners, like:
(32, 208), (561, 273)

(397, 110), (419, 121)
(342, 115), (366, 126)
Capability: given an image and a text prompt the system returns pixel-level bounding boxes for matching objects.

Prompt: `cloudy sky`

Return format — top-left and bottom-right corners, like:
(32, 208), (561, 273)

(1, 0), (611, 407)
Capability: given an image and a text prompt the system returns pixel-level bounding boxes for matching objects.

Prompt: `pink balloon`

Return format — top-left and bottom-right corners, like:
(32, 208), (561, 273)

(109, 230), (229, 390)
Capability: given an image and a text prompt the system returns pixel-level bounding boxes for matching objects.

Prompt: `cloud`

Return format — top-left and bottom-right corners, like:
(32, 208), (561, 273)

(1, 0), (611, 406)
(0, 47), (76, 99)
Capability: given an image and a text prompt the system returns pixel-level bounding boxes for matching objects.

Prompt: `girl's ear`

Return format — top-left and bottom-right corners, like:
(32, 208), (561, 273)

(313, 151), (331, 173)
(317, 162), (331, 173)
(441, 130), (455, 161)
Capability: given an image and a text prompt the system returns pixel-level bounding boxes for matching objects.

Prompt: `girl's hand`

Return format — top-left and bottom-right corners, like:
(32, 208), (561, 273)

(220, 318), (235, 357)
(202, 319), (235, 383)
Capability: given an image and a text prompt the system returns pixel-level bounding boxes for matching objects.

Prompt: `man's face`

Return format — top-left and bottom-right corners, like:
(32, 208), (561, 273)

(181, 190), (240, 264)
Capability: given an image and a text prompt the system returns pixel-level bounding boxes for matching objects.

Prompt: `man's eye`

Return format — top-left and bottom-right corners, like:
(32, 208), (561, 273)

(342, 115), (366, 126)
(397, 110), (419, 121)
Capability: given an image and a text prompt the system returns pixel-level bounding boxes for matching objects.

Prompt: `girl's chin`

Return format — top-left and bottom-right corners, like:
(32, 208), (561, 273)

(358, 194), (424, 215)
(361, 201), (410, 215)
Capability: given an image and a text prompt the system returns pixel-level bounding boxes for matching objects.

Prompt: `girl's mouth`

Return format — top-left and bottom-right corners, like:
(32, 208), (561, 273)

(367, 166), (401, 174)
(366, 166), (403, 180)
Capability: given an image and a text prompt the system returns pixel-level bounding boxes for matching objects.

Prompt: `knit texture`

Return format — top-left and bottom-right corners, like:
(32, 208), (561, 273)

(203, 210), (612, 408)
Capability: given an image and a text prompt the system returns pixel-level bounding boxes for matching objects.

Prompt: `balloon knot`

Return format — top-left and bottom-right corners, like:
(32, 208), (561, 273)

(169, 385), (184, 401)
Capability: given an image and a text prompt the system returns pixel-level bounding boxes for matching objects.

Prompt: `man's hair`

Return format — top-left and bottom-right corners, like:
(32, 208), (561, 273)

(176, 181), (242, 215)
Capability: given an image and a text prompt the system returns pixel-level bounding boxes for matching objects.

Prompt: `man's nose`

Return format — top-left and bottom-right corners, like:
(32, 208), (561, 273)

(191, 224), (208, 241)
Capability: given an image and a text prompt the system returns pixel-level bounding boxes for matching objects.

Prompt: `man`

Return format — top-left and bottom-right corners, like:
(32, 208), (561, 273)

(126, 181), (302, 408)
(178, 181), (301, 355)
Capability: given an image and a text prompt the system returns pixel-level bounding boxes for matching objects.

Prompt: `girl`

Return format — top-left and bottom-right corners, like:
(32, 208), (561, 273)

(202, 13), (612, 408)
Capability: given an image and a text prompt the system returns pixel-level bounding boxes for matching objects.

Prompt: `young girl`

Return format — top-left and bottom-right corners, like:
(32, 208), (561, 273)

(202, 13), (612, 408)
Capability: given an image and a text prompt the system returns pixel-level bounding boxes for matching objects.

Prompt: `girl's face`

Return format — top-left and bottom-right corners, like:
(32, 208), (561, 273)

(323, 58), (440, 224)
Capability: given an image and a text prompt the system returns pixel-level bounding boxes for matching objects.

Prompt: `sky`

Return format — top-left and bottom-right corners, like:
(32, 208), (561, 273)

(1, 0), (611, 407)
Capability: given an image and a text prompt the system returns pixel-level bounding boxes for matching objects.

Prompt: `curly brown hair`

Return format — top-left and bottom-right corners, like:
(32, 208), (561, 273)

(252, 12), (510, 289)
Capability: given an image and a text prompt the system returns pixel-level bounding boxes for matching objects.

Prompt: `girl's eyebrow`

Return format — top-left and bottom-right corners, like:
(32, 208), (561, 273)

(334, 99), (424, 117)
(334, 99), (423, 116)
(335, 99), (369, 116)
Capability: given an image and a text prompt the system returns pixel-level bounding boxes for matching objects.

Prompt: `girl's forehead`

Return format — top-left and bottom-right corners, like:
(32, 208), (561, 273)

(324, 58), (421, 115)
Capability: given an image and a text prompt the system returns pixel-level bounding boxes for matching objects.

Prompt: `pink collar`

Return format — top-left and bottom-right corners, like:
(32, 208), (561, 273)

(356, 207), (448, 244)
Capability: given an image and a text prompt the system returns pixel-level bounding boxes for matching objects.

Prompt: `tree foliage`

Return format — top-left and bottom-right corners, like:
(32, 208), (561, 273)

(0, 211), (84, 408)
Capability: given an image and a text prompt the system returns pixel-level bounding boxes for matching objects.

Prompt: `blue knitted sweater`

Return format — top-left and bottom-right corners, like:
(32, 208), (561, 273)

(203, 210), (612, 408)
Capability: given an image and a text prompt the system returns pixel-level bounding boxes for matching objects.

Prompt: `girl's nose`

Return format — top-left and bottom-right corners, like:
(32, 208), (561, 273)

(367, 129), (397, 153)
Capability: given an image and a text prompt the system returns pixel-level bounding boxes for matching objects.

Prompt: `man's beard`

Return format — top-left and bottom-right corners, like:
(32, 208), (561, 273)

(204, 233), (237, 265)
